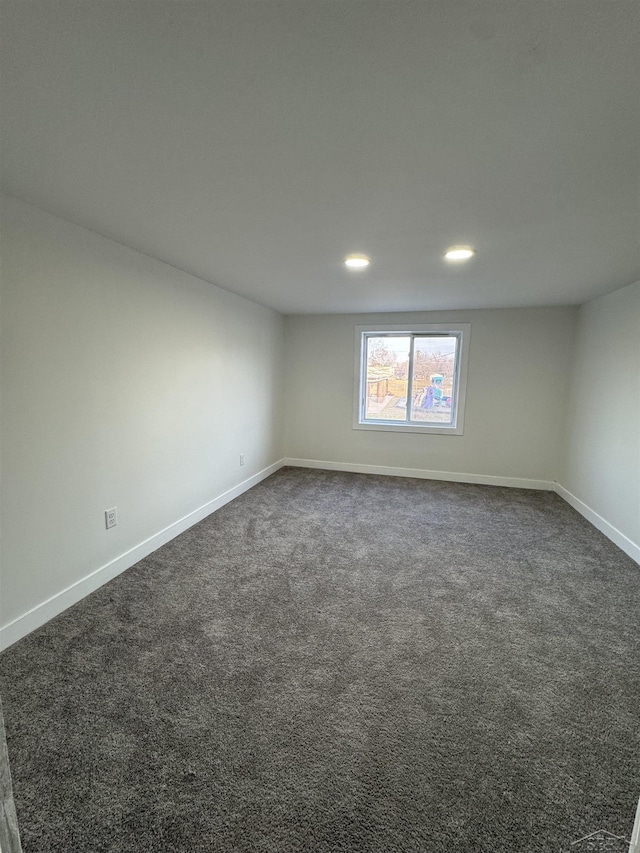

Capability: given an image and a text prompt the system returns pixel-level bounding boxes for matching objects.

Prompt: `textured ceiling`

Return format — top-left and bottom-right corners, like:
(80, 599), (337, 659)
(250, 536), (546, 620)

(1, 1), (639, 314)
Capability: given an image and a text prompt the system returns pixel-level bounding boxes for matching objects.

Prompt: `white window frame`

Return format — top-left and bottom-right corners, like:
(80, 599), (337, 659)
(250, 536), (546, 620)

(353, 323), (471, 435)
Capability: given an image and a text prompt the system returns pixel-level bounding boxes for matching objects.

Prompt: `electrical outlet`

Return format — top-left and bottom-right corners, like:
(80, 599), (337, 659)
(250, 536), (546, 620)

(239, 453), (245, 467)
(105, 507), (118, 529)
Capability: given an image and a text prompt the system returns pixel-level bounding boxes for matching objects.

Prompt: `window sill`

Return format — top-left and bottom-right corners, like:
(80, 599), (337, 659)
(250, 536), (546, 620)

(353, 420), (464, 436)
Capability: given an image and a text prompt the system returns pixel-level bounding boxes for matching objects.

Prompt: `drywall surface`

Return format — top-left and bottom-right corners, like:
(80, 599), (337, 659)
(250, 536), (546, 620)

(283, 308), (577, 483)
(0, 197), (284, 634)
(560, 280), (640, 552)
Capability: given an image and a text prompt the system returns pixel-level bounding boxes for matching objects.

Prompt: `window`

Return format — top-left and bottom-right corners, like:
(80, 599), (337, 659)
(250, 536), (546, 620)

(353, 324), (470, 434)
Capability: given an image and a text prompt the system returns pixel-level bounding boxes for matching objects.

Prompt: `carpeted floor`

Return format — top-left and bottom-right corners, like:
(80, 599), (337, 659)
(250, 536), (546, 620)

(0, 467), (638, 852)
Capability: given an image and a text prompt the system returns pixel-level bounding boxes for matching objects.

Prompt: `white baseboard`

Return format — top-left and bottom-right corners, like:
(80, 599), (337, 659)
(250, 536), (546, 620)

(282, 458), (555, 491)
(554, 483), (640, 565)
(0, 460), (286, 651)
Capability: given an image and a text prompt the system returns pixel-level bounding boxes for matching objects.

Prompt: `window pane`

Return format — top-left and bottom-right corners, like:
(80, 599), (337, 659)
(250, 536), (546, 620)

(364, 336), (410, 421)
(409, 336), (457, 424)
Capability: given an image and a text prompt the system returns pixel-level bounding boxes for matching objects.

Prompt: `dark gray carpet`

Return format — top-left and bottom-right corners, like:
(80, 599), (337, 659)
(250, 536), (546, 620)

(0, 467), (638, 852)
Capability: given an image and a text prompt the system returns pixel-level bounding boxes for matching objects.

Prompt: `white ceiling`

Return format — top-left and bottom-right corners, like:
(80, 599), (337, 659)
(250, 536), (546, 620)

(1, 1), (639, 315)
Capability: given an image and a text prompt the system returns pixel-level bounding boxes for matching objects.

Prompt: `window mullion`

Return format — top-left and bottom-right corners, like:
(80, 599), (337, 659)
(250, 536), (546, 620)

(406, 335), (415, 423)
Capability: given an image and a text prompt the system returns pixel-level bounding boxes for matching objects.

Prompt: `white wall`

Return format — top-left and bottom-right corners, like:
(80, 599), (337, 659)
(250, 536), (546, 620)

(283, 308), (577, 485)
(559, 280), (640, 559)
(0, 197), (284, 643)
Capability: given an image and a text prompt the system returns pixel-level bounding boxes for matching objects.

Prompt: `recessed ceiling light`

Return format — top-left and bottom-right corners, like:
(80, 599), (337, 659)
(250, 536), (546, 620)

(344, 254), (370, 270)
(444, 246), (475, 262)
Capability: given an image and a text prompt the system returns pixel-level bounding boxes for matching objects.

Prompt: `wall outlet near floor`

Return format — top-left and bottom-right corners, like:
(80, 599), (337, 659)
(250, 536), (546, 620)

(105, 507), (118, 529)
(239, 453), (245, 467)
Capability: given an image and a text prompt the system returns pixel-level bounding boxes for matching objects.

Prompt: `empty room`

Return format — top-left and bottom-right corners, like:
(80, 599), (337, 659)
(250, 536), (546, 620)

(1, 2), (639, 852)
